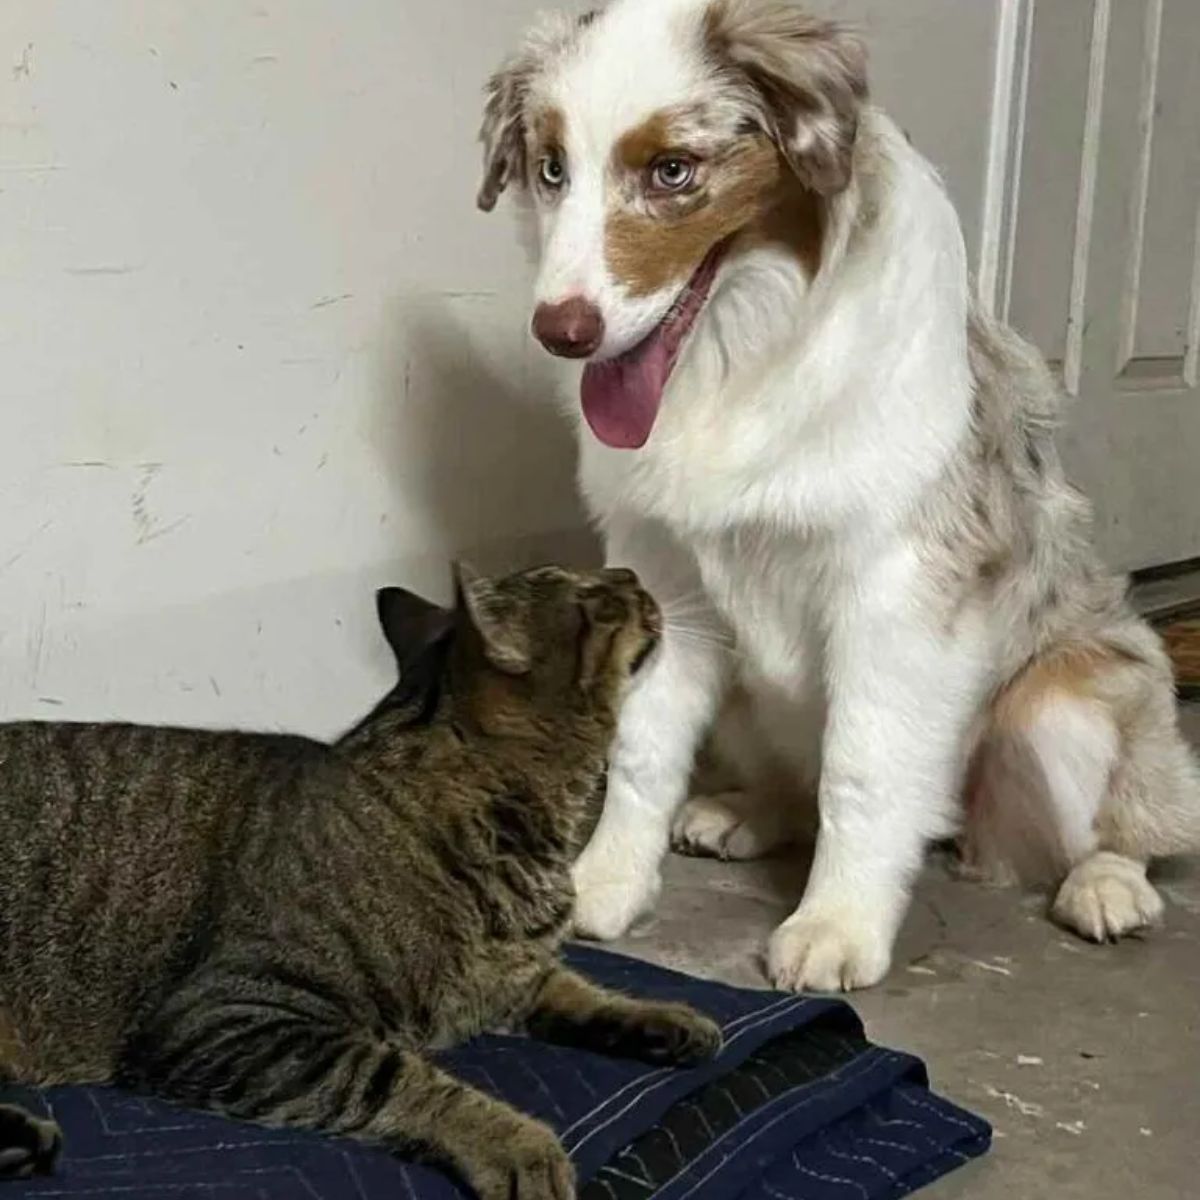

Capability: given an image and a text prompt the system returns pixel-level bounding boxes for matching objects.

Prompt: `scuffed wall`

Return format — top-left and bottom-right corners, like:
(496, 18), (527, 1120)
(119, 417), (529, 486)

(0, 1), (998, 737)
(0, 2), (591, 736)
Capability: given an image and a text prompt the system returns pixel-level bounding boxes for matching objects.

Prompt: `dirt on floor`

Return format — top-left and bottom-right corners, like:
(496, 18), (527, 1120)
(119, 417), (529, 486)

(609, 705), (1200, 1200)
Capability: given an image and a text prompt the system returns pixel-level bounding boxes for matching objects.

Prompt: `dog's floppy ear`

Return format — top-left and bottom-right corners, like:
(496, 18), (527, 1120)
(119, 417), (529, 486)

(706, 0), (867, 196)
(477, 54), (532, 213)
(477, 10), (602, 212)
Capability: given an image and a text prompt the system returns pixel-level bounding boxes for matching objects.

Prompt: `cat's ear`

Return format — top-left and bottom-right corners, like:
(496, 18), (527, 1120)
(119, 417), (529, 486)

(451, 560), (531, 676)
(375, 587), (455, 679)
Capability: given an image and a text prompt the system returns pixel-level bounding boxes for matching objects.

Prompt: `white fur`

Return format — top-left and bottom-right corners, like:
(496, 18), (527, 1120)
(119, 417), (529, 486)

(524, 3), (986, 989)
(530, 0), (715, 357)
(672, 790), (794, 860)
(560, 112), (984, 988)
(1024, 698), (1118, 863)
(1053, 852), (1165, 942)
(490, 0), (1199, 990)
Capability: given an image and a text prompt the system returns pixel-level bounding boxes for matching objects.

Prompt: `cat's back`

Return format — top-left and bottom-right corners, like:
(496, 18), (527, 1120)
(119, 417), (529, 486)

(0, 718), (319, 1081)
(0, 719), (314, 847)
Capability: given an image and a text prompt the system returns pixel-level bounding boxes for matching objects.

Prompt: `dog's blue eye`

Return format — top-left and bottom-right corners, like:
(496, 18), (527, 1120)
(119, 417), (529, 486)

(650, 157), (695, 191)
(539, 155), (566, 188)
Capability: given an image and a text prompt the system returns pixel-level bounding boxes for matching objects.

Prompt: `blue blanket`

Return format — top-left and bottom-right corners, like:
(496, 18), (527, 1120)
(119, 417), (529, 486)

(9, 947), (989, 1198)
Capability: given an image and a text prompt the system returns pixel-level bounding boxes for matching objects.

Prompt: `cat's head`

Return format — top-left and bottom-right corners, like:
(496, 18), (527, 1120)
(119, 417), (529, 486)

(374, 563), (661, 735)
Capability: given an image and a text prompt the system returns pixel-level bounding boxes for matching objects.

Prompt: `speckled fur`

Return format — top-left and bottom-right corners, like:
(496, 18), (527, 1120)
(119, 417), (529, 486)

(477, 0), (1200, 991)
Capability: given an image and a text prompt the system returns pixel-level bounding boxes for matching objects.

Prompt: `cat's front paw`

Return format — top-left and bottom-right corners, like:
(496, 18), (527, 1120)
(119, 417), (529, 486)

(0, 1103), (62, 1179)
(458, 1116), (574, 1200)
(611, 1001), (723, 1066)
(571, 856), (660, 941)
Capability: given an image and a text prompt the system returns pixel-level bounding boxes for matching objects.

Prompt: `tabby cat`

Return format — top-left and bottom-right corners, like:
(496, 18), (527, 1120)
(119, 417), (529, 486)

(0, 564), (720, 1199)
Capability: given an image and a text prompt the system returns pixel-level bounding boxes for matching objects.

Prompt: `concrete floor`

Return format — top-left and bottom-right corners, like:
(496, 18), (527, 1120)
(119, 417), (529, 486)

(610, 705), (1200, 1200)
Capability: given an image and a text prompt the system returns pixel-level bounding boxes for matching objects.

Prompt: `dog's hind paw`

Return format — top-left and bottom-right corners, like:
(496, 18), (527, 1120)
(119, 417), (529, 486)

(672, 792), (791, 861)
(1052, 852), (1164, 942)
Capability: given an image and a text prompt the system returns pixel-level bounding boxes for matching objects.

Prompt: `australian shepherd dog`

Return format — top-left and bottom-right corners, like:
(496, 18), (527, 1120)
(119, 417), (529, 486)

(476, 0), (1200, 990)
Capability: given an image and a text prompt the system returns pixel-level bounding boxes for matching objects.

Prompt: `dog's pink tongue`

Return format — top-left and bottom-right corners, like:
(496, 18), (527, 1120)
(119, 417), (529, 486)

(580, 333), (670, 450)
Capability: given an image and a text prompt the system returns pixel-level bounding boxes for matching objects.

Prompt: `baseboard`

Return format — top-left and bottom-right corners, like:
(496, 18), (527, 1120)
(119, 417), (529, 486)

(1132, 557), (1200, 622)
(1131, 556), (1200, 585)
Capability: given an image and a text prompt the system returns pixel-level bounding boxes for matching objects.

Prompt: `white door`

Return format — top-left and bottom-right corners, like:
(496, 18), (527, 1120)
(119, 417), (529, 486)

(997, 0), (1200, 571)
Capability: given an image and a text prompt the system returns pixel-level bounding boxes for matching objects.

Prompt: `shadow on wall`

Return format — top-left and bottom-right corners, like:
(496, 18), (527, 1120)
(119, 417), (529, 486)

(0, 294), (602, 734)
(373, 291), (600, 593)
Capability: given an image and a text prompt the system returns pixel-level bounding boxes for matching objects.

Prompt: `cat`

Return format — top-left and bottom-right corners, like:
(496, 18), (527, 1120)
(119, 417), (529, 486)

(0, 563), (721, 1199)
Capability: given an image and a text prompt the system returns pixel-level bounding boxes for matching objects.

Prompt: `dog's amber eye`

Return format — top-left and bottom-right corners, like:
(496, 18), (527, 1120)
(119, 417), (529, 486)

(539, 153), (567, 189)
(649, 156), (695, 192)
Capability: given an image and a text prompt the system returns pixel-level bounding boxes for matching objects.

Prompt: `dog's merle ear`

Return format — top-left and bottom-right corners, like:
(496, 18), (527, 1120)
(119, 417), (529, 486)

(477, 55), (532, 212)
(376, 587), (455, 680)
(477, 10), (601, 212)
(706, 0), (867, 196)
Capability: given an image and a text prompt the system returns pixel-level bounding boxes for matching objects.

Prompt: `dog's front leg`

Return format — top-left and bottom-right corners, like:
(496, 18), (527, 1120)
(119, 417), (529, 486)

(767, 551), (990, 991)
(572, 518), (730, 940)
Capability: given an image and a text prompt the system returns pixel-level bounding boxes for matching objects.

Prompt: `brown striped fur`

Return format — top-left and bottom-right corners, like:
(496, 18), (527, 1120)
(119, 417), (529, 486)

(0, 564), (719, 1195)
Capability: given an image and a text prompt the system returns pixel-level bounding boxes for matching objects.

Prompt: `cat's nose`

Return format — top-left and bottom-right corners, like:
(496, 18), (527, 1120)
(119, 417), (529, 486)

(532, 297), (604, 358)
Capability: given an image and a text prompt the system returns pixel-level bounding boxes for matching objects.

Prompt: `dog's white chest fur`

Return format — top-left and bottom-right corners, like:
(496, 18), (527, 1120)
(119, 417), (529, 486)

(478, 0), (1200, 990)
(694, 527), (824, 693)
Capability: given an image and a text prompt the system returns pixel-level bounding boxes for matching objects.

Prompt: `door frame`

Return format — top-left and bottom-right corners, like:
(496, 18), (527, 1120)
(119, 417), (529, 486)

(978, 0), (1035, 319)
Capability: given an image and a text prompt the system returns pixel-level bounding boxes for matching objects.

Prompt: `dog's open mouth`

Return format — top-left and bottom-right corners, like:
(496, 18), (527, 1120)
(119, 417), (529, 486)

(580, 244), (725, 450)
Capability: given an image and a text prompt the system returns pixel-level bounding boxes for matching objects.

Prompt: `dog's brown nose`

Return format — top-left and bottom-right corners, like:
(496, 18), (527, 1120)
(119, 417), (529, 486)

(532, 297), (604, 358)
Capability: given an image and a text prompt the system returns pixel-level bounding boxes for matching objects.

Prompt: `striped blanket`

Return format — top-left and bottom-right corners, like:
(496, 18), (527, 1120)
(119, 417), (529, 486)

(8, 946), (989, 1199)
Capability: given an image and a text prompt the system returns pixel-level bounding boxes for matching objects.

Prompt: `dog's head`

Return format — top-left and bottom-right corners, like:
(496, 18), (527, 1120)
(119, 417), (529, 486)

(477, 0), (866, 449)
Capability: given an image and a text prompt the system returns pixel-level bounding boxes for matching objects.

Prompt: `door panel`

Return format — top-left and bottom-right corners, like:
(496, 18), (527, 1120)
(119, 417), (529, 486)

(1006, 0), (1200, 570)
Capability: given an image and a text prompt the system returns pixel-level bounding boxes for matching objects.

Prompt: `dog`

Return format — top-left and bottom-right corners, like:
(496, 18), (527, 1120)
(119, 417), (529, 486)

(476, 0), (1200, 991)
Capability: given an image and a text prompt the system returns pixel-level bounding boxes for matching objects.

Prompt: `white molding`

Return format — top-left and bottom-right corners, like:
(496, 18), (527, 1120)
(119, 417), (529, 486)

(1062, 0), (1111, 396)
(977, 0), (1033, 317)
(1115, 0), (1164, 374)
(1185, 190), (1200, 388)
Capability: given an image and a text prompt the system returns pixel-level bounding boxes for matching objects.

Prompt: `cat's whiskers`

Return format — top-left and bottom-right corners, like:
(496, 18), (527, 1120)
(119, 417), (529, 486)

(659, 589), (710, 617)
(662, 620), (740, 659)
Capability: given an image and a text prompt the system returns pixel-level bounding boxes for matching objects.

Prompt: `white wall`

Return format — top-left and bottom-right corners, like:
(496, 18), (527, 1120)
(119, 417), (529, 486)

(0, 1), (1001, 738)
(818, 0), (1004, 269)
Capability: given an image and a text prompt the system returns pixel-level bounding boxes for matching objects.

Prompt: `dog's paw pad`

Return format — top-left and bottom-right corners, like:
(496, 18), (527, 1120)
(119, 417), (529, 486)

(767, 910), (892, 993)
(671, 793), (786, 861)
(1053, 854), (1164, 942)
(571, 868), (660, 941)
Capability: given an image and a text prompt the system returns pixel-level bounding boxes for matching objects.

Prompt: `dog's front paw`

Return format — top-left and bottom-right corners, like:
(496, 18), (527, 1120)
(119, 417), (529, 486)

(571, 855), (660, 940)
(767, 907), (892, 993)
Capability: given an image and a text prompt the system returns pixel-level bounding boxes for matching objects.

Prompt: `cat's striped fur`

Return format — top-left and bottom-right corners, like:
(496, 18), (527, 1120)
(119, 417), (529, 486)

(0, 565), (720, 1199)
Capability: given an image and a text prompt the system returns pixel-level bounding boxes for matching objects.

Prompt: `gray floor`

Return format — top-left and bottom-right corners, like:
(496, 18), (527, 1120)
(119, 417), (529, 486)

(610, 705), (1200, 1200)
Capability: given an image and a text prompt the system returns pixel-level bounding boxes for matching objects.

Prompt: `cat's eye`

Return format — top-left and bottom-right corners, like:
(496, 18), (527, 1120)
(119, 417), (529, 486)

(649, 155), (696, 192)
(539, 153), (567, 189)
(580, 593), (624, 627)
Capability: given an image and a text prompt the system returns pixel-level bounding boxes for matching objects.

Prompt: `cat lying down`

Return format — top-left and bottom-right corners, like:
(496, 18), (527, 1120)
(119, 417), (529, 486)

(0, 563), (720, 1200)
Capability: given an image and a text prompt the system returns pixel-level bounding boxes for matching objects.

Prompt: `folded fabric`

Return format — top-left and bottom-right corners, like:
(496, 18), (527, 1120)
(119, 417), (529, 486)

(8, 946), (989, 1198)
